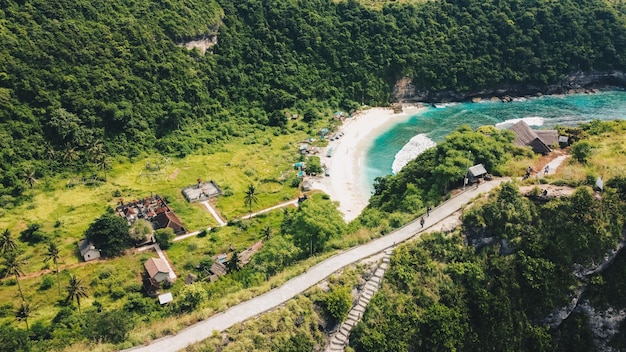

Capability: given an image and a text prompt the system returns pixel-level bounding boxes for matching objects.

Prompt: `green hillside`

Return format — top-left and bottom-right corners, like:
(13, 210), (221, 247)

(1, 0), (626, 350)
(3, 0), (626, 205)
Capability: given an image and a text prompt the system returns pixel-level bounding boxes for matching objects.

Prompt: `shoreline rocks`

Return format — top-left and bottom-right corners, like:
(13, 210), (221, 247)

(393, 70), (626, 104)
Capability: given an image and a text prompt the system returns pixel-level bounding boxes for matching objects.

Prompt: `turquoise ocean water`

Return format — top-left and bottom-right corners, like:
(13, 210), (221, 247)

(365, 89), (626, 190)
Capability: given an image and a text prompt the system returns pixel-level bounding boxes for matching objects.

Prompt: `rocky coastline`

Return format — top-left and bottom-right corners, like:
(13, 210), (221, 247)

(393, 70), (626, 104)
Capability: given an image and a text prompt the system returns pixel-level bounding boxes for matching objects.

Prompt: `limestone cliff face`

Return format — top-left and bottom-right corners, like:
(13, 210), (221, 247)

(392, 70), (626, 103)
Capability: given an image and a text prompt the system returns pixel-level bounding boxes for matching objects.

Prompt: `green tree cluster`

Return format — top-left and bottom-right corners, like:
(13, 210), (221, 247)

(84, 213), (131, 257)
(281, 197), (346, 256)
(351, 179), (626, 351)
(369, 125), (514, 213)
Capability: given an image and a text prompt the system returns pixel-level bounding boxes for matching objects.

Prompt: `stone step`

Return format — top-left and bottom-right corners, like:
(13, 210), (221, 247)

(330, 338), (345, 347)
(374, 268), (385, 277)
(335, 331), (347, 341)
(382, 257), (390, 263)
(357, 300), (368, 310)
(361, 290), (373, 301)
(379, 262), (388, 270)
(370, 276), (381, 284)
(344, 318), (357, 328)
(364, 285), (377, 296)
(353, 304), (365, 313)
(349, 311), (362, 321)
(340, 324), (352, 336)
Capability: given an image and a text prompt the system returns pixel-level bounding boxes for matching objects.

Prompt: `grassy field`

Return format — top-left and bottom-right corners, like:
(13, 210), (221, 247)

(0, 121), (328, 331)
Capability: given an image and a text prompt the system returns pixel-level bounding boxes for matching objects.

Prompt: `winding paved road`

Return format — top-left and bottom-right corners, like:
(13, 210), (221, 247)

(126, 179), (504, 352)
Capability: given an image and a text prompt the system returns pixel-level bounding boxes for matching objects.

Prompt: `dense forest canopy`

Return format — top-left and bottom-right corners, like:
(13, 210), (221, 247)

(2, 0), (626, 199)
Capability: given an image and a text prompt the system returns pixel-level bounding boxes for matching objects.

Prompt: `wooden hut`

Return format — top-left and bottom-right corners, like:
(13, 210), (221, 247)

(508, 121), (554, 155)
(467, 164), (488, 183)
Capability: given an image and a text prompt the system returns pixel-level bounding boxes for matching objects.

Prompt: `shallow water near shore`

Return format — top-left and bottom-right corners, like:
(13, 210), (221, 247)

(365, 89), (626, 190)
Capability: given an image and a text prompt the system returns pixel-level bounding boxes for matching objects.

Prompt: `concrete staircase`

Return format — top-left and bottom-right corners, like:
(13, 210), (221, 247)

(326, 249), (393, 352)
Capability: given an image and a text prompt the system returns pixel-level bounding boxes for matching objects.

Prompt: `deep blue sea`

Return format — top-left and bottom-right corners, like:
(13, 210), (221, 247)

(365, 89), (626, 190)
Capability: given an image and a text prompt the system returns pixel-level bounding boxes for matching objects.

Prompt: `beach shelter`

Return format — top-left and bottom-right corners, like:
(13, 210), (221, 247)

(467, 164), (488, 183)
(508, 121), (555, 155)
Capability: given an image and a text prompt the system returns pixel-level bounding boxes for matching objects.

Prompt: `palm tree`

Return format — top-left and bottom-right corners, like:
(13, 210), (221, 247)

(4, 254), (26, 302)
(87, 141), (105, 163)
(62, 145), (80, 166)
(44, 242), (62, 296)
(262, 226), (272, 241)
(66, 274), (88, 313)
(244, 184), (258, 216)
(22, 167), (38, 189)
(44, 142), (56, 161)
(0, 229), (18, 256)
(96, 155), (111, 181)
(15, 302), (32, 330)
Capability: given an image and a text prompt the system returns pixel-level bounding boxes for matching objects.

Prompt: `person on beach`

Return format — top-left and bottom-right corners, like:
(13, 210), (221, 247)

(420, 217), (425, 228)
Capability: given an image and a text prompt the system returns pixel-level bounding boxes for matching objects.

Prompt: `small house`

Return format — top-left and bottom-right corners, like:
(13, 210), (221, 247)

(154, 212), (186, 235)
(467, 164), (488, 183)
(508, 121), (557, 155)
(158, 292), (173, 305)
(209, 261), (228, 282)
(78, 239), (100, 262)
(144, 257), (171, 283)
(238, 240), (263, 266)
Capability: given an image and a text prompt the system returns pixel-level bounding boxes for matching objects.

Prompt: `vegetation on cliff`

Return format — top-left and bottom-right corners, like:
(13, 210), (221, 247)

(3, 0), (626, 207)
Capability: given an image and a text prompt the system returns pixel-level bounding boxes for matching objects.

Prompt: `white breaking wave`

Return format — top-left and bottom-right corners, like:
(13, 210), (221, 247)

(495, 116), (545, 128)
(392, 134), (437, 174)
(434, 102), (460, 109)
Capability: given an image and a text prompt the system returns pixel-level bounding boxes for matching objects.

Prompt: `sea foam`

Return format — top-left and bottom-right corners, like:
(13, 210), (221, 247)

(495, 116), (545, 128)
(392, 134), (437, 174)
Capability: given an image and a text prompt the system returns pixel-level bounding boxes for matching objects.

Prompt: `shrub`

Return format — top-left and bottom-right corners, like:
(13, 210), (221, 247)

(20, 223), (47, 244)
(571, 141), (593, 164)
(84, 310), (134, 343)
(110, 287), (126, 300)
(39, 275), (55, 291)
(325, 286), (352, 322)
(177, 283), (208, 312)
(0, 303), (13, 317)
(155, 228), (175, 249)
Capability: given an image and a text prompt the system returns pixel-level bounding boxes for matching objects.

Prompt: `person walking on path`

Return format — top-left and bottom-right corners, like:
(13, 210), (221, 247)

(420, 217), (425, 228)
(544, 165), (549, 175)
(426, 206), (431, 217)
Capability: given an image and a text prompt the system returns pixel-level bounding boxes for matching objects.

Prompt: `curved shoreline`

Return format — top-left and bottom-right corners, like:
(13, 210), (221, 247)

(309, 105), (426, 222)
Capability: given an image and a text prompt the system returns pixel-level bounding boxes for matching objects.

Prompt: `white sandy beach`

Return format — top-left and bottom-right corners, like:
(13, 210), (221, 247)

(310, 105), (425, 222)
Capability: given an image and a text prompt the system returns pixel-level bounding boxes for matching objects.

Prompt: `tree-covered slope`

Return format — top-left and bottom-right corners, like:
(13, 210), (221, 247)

(3, 0), (626, 199)
(351, 182), (626, 351)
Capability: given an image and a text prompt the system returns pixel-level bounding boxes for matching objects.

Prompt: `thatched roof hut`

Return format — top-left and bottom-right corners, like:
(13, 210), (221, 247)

(535, 130), (559, 146)
(508, 121), (552, 155)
